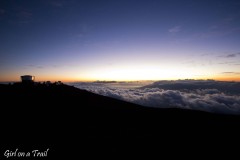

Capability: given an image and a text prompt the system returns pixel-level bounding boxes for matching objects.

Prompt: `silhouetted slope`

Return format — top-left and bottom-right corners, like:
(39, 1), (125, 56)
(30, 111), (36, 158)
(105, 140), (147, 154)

(1, 83), (240, 157)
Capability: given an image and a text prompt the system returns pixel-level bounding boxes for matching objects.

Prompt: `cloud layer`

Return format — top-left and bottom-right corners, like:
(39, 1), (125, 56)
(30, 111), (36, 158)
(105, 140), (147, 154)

(71, 80), (240, 115)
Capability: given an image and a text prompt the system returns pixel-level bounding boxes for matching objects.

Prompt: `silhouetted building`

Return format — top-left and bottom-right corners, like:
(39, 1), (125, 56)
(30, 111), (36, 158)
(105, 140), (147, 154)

(46, 81), (51, 86)
(21, 75), (35, 83)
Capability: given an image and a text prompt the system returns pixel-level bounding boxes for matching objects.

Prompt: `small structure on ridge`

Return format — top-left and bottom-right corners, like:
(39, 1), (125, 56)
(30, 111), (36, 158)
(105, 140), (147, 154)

(21, 75), (35, 83)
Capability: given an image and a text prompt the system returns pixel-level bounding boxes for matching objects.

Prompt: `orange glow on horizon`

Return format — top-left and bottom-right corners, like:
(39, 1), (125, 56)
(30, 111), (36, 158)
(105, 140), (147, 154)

(213, 76), (240, 82)
(1, 76), (240, 83)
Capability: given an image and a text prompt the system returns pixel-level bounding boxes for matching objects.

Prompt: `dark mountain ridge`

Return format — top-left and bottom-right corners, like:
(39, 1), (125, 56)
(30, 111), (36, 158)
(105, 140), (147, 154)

(1, 83), (240, 157)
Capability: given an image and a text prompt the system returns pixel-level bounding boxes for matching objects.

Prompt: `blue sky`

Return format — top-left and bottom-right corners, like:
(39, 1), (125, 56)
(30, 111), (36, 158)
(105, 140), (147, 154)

(0, 0), (240, 81)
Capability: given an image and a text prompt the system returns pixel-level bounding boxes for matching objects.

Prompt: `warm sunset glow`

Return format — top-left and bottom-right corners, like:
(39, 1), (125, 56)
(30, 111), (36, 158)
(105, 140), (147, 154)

(85, 66), (200, 81)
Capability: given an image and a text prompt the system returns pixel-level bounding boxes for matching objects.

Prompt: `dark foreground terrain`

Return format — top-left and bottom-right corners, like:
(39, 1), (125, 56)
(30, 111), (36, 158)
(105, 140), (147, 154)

(1, 83), (240, 158)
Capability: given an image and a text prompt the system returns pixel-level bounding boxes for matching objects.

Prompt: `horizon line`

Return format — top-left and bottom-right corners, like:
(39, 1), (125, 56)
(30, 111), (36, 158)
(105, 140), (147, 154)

(1, 78), (240, 83)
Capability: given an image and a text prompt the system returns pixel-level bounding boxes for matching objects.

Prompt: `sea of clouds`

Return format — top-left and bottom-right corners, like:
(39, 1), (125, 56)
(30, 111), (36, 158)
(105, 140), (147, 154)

(68, 80), (240, 115)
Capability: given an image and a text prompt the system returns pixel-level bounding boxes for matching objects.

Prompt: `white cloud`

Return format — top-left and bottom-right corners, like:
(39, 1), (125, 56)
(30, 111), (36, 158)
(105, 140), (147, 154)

(71, 80), (240, 115)
(168, 26), (181, 33)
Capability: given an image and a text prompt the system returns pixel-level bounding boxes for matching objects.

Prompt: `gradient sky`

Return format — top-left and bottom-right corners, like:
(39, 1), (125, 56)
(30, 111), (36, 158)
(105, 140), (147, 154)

(0, 0), (240, 82)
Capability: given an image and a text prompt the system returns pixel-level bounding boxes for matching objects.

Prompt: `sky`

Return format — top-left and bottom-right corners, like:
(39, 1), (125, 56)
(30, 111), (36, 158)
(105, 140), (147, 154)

(0, 0), (240, 82)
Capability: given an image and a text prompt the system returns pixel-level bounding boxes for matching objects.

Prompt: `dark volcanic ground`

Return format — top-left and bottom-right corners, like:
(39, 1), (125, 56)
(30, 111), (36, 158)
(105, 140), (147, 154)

(1, 83), (240, 158)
